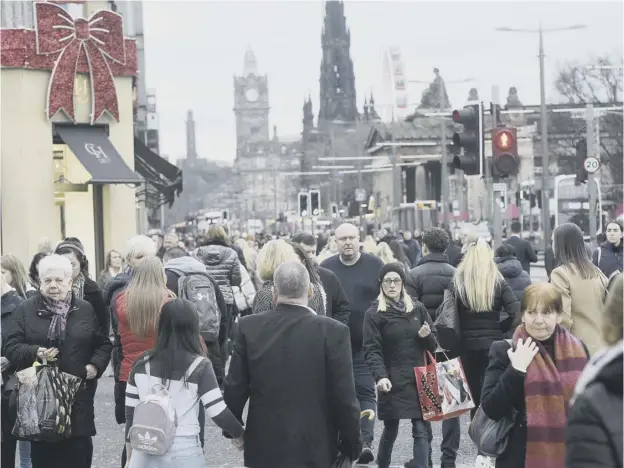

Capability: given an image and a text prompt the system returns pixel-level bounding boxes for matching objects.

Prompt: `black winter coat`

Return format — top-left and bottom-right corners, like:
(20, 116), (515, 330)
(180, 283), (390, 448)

(405, 253), (456, 321)
(83, 277), (109, 338)
(445, 242), (463, 268)
(592, 242), (623, 279)
(454, 280), (520, 352)
(1, 291), (24, 377)
(4, 293), (112, 437)
(318, 266), (351, 326)
(566, 347), (623, 468)
(495, 256), (531, 303)
(196, 241), (242, 304)
(363, 300), (436, 420)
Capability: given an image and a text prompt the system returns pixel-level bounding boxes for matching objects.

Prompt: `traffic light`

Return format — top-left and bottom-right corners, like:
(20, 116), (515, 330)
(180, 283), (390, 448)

(451, 102), (485, 176)
(575, 138), (588, 185)
(330, 203), (338, 218)
(298, 192), (309, 217)
(491, 127), (519, 177)
(309, 190), (320, 216)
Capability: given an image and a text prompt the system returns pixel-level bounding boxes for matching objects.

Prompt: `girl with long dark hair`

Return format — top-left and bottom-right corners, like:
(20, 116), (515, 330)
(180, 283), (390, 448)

(550, 223), (608, 356)
(125, 299), (244, 468)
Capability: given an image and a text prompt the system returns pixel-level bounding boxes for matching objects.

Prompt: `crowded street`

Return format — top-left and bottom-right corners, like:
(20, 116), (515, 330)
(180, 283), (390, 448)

(1, 1), (623, 468)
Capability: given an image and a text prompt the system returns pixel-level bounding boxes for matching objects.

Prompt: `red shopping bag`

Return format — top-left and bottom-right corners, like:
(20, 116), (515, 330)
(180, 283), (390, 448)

(414, 352), (474, 422)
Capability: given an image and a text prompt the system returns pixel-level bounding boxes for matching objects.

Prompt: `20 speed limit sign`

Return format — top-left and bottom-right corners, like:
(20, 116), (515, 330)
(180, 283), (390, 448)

(584, 157), (601, 174)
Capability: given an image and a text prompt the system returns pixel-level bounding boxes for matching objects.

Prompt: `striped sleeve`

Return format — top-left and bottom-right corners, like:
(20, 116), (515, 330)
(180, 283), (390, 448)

(124, 366), (140, 441)
(198, 359), (245, 438)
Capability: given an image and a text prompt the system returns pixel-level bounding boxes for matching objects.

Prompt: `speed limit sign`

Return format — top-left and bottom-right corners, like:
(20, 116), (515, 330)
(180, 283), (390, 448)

(583, 157), (601, 174)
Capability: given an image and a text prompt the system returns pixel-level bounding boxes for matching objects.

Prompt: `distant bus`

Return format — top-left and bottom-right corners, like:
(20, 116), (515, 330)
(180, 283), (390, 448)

(554, 174), (602, 237)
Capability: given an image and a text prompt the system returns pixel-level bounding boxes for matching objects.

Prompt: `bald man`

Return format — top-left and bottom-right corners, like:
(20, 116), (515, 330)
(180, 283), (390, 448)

(320, 223), (383, 464)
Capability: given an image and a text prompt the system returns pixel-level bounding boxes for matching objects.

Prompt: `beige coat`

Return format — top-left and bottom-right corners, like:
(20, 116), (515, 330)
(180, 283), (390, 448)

(551, 265), (608, 356)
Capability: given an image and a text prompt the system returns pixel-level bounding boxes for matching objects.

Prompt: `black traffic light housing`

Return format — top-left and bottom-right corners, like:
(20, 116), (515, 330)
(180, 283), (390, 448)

(309, 190), (320, 216)
(491, 127), (519, 177)
(298, 192), (309, 217)
(575, 138), (588, 185)
(452, 102), (485, 176)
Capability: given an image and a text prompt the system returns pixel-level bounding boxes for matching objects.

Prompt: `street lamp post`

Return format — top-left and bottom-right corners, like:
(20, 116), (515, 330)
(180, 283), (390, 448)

(495, 23), (587, 249)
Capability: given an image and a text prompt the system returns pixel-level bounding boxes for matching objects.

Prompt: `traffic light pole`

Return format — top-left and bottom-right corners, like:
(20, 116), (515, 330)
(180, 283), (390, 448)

(539, 26), (552, 251)
(586, 103), (598, 248)
(439, 76), (448, 228)
(485, 86), (498, 223)
(491, 85), (503, 249)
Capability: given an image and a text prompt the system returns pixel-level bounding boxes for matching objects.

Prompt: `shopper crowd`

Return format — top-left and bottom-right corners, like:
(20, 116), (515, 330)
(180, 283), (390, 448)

(0, 220), (622, 468)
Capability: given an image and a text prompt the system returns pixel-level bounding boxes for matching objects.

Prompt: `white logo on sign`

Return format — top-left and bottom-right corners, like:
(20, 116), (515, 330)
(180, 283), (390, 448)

(583, 157), (600, 174)
(84, 143), (110, 164)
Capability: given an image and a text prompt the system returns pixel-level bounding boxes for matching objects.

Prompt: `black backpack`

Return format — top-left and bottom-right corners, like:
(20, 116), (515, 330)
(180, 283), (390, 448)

(169, 270), (220, 342)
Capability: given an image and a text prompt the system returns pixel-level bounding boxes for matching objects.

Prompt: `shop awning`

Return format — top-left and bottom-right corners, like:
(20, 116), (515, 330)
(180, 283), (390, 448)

(56, 126), (142, 185)
(134, 138), (183, 207)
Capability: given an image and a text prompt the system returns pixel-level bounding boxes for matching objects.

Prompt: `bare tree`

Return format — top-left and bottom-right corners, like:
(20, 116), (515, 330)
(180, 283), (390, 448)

(554, 55), (623, 207)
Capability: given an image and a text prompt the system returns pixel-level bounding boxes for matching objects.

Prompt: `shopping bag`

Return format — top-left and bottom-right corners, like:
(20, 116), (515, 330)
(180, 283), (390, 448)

(415, 352), (474, 421)
(435, 357), (474, 419)
(12, 360), (82, 442)
(434, 290), (460, 351)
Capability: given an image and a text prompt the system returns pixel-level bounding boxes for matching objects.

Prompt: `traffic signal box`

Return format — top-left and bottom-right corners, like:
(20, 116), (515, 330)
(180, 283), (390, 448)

(491, 127), (519, 177)
(451, 102), (485, 176)
(298, 192), (309, 217)
(309, 190), (320, 216)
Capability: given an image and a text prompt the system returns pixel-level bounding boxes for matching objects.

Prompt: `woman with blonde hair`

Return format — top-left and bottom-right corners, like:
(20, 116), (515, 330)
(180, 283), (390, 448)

(451, 238), (519, 419)
(252, 239), (325, 314)
(112, 256), (174, 467)
(376, 242), (397, 265)
(566, 274), (623, 467)
(363, 263), (436, 468)
(362, 236), (377, 255)
(1, 254), (36, 299)
(317, 236), (338, 262)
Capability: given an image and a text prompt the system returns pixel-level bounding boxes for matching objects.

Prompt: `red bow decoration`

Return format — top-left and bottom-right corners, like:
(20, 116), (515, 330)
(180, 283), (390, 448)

(34, 2), (126, 124)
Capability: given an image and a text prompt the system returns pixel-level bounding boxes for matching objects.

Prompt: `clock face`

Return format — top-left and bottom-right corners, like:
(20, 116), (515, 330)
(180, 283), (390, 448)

(245, 88), (259, 102)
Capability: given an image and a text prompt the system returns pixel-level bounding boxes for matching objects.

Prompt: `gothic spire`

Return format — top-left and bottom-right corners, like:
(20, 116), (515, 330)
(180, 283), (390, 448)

(243, 46), (257, 76)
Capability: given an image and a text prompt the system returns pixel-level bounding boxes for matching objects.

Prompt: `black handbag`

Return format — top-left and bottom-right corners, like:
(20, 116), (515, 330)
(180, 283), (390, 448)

(434, 290), (460, 350)
(468, 404), (518, 457)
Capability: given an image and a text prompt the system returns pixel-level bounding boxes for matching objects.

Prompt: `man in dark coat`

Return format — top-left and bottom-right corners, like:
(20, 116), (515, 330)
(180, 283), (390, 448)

(223, 261), (362, 468)
(495, 244), (531, 305)
(444, 229), (463, 267)
(504, 221), (538, 274)
(292, 232), (351, 325)
(405, 228), (460, 468)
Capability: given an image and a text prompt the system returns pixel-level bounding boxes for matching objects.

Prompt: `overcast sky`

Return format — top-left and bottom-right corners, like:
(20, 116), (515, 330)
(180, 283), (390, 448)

(142, 0), (623, 164)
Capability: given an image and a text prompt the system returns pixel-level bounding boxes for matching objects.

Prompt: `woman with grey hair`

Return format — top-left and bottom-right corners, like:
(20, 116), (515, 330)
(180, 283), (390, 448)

(4, 255), (112, 468)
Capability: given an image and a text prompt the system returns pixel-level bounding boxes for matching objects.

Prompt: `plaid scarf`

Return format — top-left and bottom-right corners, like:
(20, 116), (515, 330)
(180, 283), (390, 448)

(72, 273), (85, 300)
(513, 324), (588, 468)
(43, 292), (73, 344)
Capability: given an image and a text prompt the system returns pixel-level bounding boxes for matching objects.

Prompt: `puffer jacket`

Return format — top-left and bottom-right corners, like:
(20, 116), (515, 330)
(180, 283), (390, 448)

(566, 341), (623, 468)
(233, 261), (256, 313)
(405, 253), (455, 321)
(495, 256), (531, 303)
(196, 241), (242, 304)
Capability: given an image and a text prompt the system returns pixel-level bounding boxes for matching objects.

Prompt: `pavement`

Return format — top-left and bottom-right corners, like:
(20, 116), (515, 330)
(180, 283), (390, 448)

(85, 266), (550, 468)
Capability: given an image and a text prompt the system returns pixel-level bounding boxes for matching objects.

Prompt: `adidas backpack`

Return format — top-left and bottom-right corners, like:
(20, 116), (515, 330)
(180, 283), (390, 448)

(128, 356), (204, 455)
(170, 270), (221, 343)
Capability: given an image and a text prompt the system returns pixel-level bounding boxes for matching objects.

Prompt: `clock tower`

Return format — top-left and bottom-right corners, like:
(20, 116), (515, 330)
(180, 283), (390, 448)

(234, 47), (270, 155)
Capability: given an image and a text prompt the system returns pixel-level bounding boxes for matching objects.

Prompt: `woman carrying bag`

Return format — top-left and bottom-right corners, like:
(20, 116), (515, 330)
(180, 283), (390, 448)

(363, 263), (436, 468)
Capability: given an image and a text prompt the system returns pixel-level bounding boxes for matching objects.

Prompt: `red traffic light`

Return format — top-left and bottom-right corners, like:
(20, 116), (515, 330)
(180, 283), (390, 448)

(491, 127), (519, 176)
(452, 106), (477, 124)
(493, 128), (515, 151)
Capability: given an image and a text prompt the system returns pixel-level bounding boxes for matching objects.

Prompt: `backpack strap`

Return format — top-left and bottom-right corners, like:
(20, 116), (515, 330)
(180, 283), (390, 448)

(184, 356), (204, 382)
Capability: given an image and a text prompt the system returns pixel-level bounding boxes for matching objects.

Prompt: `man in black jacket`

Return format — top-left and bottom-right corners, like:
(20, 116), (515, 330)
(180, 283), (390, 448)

(292, 232), (351, 326)
(405, 227), (460, 468)
(223, 261), (362, 468)
(504, 221), (538, 274)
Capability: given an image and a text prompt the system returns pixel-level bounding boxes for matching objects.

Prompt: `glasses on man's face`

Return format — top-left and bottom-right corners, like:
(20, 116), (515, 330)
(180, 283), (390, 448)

(382, 278), (402, 286)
